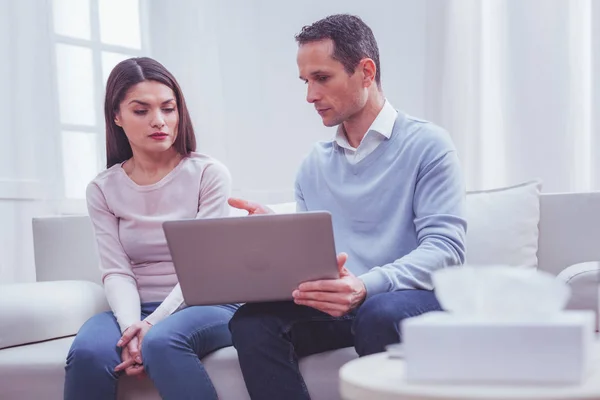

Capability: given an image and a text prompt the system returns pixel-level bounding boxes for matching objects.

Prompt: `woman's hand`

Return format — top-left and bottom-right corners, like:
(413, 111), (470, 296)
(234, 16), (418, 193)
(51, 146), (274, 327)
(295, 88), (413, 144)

(114, 320), (152, 376)
(115, 336), (146, 377)
(117, 320), (152, 350)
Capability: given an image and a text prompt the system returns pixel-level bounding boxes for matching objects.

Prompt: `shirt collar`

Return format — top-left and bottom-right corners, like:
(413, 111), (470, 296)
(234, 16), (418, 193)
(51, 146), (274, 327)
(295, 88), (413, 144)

(334, 100), (398, 149)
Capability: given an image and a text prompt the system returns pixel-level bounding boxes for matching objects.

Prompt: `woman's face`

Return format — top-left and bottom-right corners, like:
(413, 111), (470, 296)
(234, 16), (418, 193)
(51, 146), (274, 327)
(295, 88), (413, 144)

(114, 80), (179, 156)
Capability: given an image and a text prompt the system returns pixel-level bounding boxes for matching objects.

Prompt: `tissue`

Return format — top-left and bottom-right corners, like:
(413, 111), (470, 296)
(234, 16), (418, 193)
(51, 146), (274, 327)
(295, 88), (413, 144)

(402, 265), (596, 384)
(432, 265), (572, 320)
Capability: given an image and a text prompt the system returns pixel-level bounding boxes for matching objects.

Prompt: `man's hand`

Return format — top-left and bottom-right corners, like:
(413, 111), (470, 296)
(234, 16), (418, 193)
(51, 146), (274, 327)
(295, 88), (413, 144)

(228, 198), (274, 215)
(292, 253), (367, 317)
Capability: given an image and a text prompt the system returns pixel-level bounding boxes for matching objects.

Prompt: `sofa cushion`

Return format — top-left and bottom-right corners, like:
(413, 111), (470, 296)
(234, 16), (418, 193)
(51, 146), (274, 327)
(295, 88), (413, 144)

(0, 281), (109, 349)
(0, 336), (75, 400)
(465, 180), (542, 268)
(0, 336), (357, 400)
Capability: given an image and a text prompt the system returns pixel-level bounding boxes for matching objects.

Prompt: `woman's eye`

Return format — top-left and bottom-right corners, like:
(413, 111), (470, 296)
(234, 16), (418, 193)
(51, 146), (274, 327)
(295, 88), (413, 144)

(163, 108), (176, 113)
(133, 110), (147, 115)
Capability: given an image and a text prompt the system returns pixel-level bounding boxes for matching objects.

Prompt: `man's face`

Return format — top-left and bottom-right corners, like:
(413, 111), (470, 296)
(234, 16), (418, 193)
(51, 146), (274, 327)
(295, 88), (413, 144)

(297, 39), (367, 127)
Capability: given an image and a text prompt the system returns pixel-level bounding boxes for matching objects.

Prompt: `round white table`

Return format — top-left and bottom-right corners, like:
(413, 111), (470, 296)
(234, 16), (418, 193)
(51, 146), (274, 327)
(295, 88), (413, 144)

(339, 352), (600, 400)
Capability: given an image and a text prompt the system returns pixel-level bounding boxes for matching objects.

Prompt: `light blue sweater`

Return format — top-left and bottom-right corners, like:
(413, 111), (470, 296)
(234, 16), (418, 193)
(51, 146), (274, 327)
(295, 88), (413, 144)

(295, 112), (467, 298)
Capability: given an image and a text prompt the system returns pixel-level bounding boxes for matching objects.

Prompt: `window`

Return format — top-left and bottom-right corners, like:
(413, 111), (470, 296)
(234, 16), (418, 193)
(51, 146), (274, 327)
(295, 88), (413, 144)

(51, 0), (147, 208)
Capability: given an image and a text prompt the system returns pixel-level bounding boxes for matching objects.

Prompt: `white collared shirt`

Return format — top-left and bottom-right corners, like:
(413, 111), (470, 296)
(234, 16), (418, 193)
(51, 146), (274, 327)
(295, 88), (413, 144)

(334, 100), (398, 164)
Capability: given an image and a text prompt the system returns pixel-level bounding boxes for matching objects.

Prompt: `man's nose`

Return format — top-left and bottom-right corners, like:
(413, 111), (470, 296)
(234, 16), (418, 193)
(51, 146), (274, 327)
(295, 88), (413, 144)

(306, 82), (321, 104)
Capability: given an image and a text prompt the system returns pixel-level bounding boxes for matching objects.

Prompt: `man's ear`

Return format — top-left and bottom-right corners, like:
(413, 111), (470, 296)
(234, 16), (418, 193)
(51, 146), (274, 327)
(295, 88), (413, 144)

(360, 58), (377, 88)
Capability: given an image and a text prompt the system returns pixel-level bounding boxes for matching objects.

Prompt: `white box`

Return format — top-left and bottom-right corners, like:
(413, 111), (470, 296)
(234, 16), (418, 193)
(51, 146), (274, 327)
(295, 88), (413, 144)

(402, 310), (595, 385)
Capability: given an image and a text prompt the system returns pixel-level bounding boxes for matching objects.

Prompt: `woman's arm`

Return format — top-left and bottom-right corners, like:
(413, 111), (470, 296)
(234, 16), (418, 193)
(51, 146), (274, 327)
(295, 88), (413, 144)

(87, 182), (141, 333)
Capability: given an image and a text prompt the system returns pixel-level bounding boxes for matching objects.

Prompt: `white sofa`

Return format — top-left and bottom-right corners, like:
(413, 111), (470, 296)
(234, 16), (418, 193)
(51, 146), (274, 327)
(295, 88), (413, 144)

(1, 189), (600, 400)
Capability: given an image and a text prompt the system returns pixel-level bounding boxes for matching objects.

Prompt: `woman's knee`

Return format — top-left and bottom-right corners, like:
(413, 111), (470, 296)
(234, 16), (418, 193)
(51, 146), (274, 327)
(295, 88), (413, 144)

(66, 343), (114, 373)
(143, 307), (235, 363)
(66, 312), (120, 372)
(141, 324), (175, 362)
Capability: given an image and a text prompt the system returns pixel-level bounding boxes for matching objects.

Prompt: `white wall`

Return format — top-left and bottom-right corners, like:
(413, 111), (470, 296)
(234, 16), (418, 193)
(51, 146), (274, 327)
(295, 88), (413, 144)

(3, 0), (598, 283)
(0, 1), (61, 283)
(148, 0), (432, 204)
(148, 0), (600, 195)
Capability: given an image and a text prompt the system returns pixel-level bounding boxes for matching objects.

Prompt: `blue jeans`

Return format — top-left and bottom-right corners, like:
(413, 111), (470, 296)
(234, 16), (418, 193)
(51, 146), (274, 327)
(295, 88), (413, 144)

(229, 290), (441, 400)
(64, 302), (238, 400)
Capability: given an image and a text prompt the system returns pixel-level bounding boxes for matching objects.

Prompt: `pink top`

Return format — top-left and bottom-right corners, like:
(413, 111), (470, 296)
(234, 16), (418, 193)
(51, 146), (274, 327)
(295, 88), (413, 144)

(86, 152), (231, 332)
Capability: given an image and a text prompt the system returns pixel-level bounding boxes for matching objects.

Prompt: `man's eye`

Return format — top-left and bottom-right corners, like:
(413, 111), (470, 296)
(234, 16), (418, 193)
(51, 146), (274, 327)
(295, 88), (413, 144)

(317, 76), (329, 82)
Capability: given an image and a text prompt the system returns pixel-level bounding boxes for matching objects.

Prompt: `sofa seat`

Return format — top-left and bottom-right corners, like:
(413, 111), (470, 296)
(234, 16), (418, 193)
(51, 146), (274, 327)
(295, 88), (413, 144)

(2, 191), (600, 399)
(0, 333), (358, 400)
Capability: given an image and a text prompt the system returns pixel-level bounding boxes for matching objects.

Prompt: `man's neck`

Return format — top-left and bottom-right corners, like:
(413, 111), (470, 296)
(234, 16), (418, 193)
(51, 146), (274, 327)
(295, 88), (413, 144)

(342, 92), (385, 148)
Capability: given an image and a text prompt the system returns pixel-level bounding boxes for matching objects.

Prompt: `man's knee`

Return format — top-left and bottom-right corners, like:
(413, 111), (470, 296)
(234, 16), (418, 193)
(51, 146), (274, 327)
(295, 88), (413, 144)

(353, 290), (441, 356)
(229, 302), (294, 349)
(230, 303), (273, 339)
(354, 293), (402, 338)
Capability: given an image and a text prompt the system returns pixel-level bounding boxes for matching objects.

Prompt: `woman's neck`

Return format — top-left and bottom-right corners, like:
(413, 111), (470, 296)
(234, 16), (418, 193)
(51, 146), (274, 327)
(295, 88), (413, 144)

(123, 148), (183, 185)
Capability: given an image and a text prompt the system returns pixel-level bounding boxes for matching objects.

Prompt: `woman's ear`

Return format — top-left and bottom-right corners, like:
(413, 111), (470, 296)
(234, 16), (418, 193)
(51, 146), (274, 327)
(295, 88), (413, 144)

(114, 113), (122, 127)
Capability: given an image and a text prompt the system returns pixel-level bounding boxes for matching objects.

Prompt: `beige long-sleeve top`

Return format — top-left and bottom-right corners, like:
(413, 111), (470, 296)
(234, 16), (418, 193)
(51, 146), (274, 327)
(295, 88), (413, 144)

(86, 152), (231, 332)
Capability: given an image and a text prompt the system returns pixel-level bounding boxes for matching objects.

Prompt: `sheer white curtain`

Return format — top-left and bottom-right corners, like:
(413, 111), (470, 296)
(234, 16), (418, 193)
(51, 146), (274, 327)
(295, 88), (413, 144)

(149, 0), (599, 195)
(0, 0), (59, 284)
(3, 0), (597, 284)
(0, 0), (147, 284)
(425, 0), (600, 192)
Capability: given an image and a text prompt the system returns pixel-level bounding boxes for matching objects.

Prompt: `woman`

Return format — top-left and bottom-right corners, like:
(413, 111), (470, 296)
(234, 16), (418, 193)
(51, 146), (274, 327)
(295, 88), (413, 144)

(64, 57), (237, 400)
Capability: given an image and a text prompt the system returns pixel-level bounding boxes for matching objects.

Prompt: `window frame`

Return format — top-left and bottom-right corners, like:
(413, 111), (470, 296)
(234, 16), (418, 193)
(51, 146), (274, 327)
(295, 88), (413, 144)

(49, 0), (150, 214)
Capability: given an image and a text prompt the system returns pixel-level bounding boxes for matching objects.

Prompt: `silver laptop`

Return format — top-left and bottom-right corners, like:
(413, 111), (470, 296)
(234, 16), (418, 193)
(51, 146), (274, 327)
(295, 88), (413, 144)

(163, 211), (339, 305)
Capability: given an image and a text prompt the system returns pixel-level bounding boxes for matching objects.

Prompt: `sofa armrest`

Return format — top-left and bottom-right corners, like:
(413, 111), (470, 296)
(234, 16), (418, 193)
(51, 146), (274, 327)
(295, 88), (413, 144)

(556, 262), (599, 328)
(32, 216), (103, 285)
(0, 281), (109, 349)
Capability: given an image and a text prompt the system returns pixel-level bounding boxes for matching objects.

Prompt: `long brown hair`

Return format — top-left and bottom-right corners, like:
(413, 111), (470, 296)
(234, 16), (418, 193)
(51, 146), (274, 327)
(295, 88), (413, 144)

(104, 57), (196, 168)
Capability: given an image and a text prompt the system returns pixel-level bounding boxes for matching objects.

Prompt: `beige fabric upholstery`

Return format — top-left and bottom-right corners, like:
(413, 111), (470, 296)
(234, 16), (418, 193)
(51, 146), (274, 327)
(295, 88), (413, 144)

(1, 192), (599, 399)
(0, 281), (109, 349)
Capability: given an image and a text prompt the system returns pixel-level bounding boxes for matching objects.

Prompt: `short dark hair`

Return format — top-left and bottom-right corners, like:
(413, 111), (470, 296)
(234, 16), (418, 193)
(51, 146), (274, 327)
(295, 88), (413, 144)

(104, 57), (196, 168)
(295, 14), (381, 87)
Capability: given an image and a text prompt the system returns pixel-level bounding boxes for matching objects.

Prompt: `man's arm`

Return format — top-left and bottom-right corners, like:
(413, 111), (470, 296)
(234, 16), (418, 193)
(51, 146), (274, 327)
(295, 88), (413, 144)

(359, 150), (467, 297)
(294, 178), (308, 212)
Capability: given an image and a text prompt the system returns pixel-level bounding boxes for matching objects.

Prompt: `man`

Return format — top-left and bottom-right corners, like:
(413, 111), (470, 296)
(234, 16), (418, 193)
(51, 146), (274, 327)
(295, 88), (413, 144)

(228, 14), (466, 400)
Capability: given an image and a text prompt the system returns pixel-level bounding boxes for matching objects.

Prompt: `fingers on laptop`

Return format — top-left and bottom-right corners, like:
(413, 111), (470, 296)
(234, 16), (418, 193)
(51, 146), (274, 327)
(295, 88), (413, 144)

(228, 197), (270, 215)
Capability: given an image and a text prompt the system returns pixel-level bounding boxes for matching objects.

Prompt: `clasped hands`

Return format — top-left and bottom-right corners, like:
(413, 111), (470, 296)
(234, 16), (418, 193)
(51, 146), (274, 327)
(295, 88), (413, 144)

(114, 320), (152, 378)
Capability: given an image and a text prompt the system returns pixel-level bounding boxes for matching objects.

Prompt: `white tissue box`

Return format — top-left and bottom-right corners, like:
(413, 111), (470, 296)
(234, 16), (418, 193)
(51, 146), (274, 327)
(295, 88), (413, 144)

(402, 310), (595, 385)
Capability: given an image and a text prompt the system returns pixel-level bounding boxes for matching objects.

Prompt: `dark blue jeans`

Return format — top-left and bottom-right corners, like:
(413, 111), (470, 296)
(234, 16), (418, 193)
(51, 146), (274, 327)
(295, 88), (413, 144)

(229, 290), (441, 400)
(64, 302), (238, 400)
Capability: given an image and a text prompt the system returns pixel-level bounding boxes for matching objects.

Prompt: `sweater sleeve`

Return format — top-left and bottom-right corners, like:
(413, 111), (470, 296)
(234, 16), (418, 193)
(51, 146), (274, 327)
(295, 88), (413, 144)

(359, 150), (467, 296)
(86, 182), (141, 333)
(143, 162), (233, 325)
(294, 178), (308, 212)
